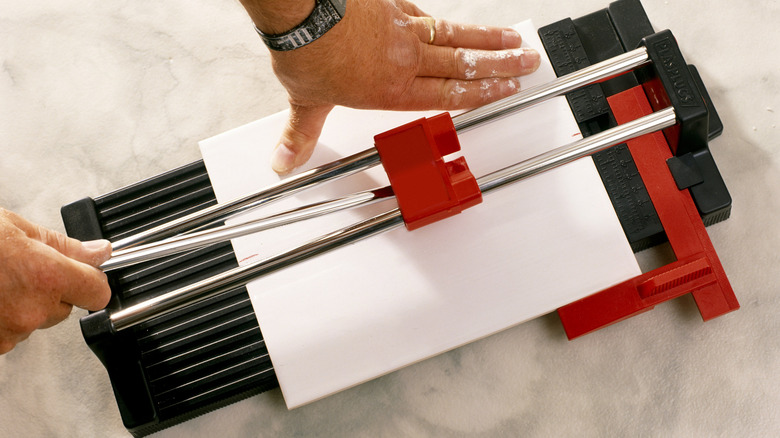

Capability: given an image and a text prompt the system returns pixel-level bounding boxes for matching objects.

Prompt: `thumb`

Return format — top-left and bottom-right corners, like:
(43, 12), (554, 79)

(32, 228), (112, 311)
(34, 226), (112, 268)
(271, 103), (334, 175)
(5, 209), (112, 267)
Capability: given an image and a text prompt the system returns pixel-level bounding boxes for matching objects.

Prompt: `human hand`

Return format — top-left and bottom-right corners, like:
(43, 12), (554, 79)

(0, 209), (112, 354)
(242, 0), (541, 174)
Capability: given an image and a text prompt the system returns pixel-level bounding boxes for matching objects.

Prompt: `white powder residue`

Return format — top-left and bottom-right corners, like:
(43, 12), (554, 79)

(461, 50), (478, 68)
(479, 78), (501, 99)
(460, 48), (527, 79)
(461, 50), (478, 79)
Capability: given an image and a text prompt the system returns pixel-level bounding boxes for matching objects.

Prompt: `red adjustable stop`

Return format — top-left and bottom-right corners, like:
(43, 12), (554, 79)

(374, 113), (482, 230)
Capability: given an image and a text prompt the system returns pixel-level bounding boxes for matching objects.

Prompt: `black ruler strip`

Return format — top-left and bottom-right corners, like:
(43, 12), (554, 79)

(539, 8), (665, 252)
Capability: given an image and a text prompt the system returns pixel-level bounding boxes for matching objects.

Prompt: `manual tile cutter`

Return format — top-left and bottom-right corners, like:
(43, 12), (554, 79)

(63, 2), (738, 434)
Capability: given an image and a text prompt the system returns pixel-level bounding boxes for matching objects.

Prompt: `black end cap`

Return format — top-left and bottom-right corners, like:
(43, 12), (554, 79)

(688, 64), (724, 141)
(61, 197), (103, 241)
(690, 149), (733, 226)
(80, 311), (158, 432)
(639, 30), (709, 156)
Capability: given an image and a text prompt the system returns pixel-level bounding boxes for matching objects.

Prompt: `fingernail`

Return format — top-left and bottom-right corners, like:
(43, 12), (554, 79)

(521, 48), (541, 70)
(82, 239), (111, 252)
(502, 29), (523, 48)
(271, 142), (297, 174)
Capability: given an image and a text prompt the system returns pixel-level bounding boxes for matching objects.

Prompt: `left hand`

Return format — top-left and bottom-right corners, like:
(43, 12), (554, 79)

(0, 209), (112, 354)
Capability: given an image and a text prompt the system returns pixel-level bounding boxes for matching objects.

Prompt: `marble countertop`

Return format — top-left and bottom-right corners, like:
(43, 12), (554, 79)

(1, 1), (777, 436)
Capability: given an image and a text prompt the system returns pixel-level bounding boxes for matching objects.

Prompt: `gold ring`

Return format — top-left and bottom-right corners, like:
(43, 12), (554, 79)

(422, 16), (436, 44)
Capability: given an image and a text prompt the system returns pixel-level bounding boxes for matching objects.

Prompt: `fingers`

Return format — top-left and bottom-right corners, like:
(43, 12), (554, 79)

(394, 76), (524, 110)
(27, 240), (112, 311)
(13, 213), (112, 310)
(407, 16), (541, 84)
(1, 209), (112, 311)
(418, 45), (541, 80)
(401, 15), (541, 110)
(410, 16), (523, 50)
(57, 258), (111, 311)
(271, 103), (334, 175)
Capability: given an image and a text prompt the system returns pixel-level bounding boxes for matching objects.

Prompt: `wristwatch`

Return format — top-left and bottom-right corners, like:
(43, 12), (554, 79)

(255, 0), (348, 51)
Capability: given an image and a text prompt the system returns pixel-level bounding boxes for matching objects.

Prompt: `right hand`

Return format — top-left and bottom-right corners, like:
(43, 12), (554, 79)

(243, 0), (541, 174)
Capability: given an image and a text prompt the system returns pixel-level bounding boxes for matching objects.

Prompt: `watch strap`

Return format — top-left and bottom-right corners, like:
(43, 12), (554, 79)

(255, 0), (347, 51)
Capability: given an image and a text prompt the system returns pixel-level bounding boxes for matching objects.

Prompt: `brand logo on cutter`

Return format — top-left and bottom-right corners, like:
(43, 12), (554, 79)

(654, 38), (697, 107)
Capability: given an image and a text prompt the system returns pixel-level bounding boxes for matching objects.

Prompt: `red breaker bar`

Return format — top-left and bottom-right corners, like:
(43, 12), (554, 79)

(556, 85), (739, 339)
